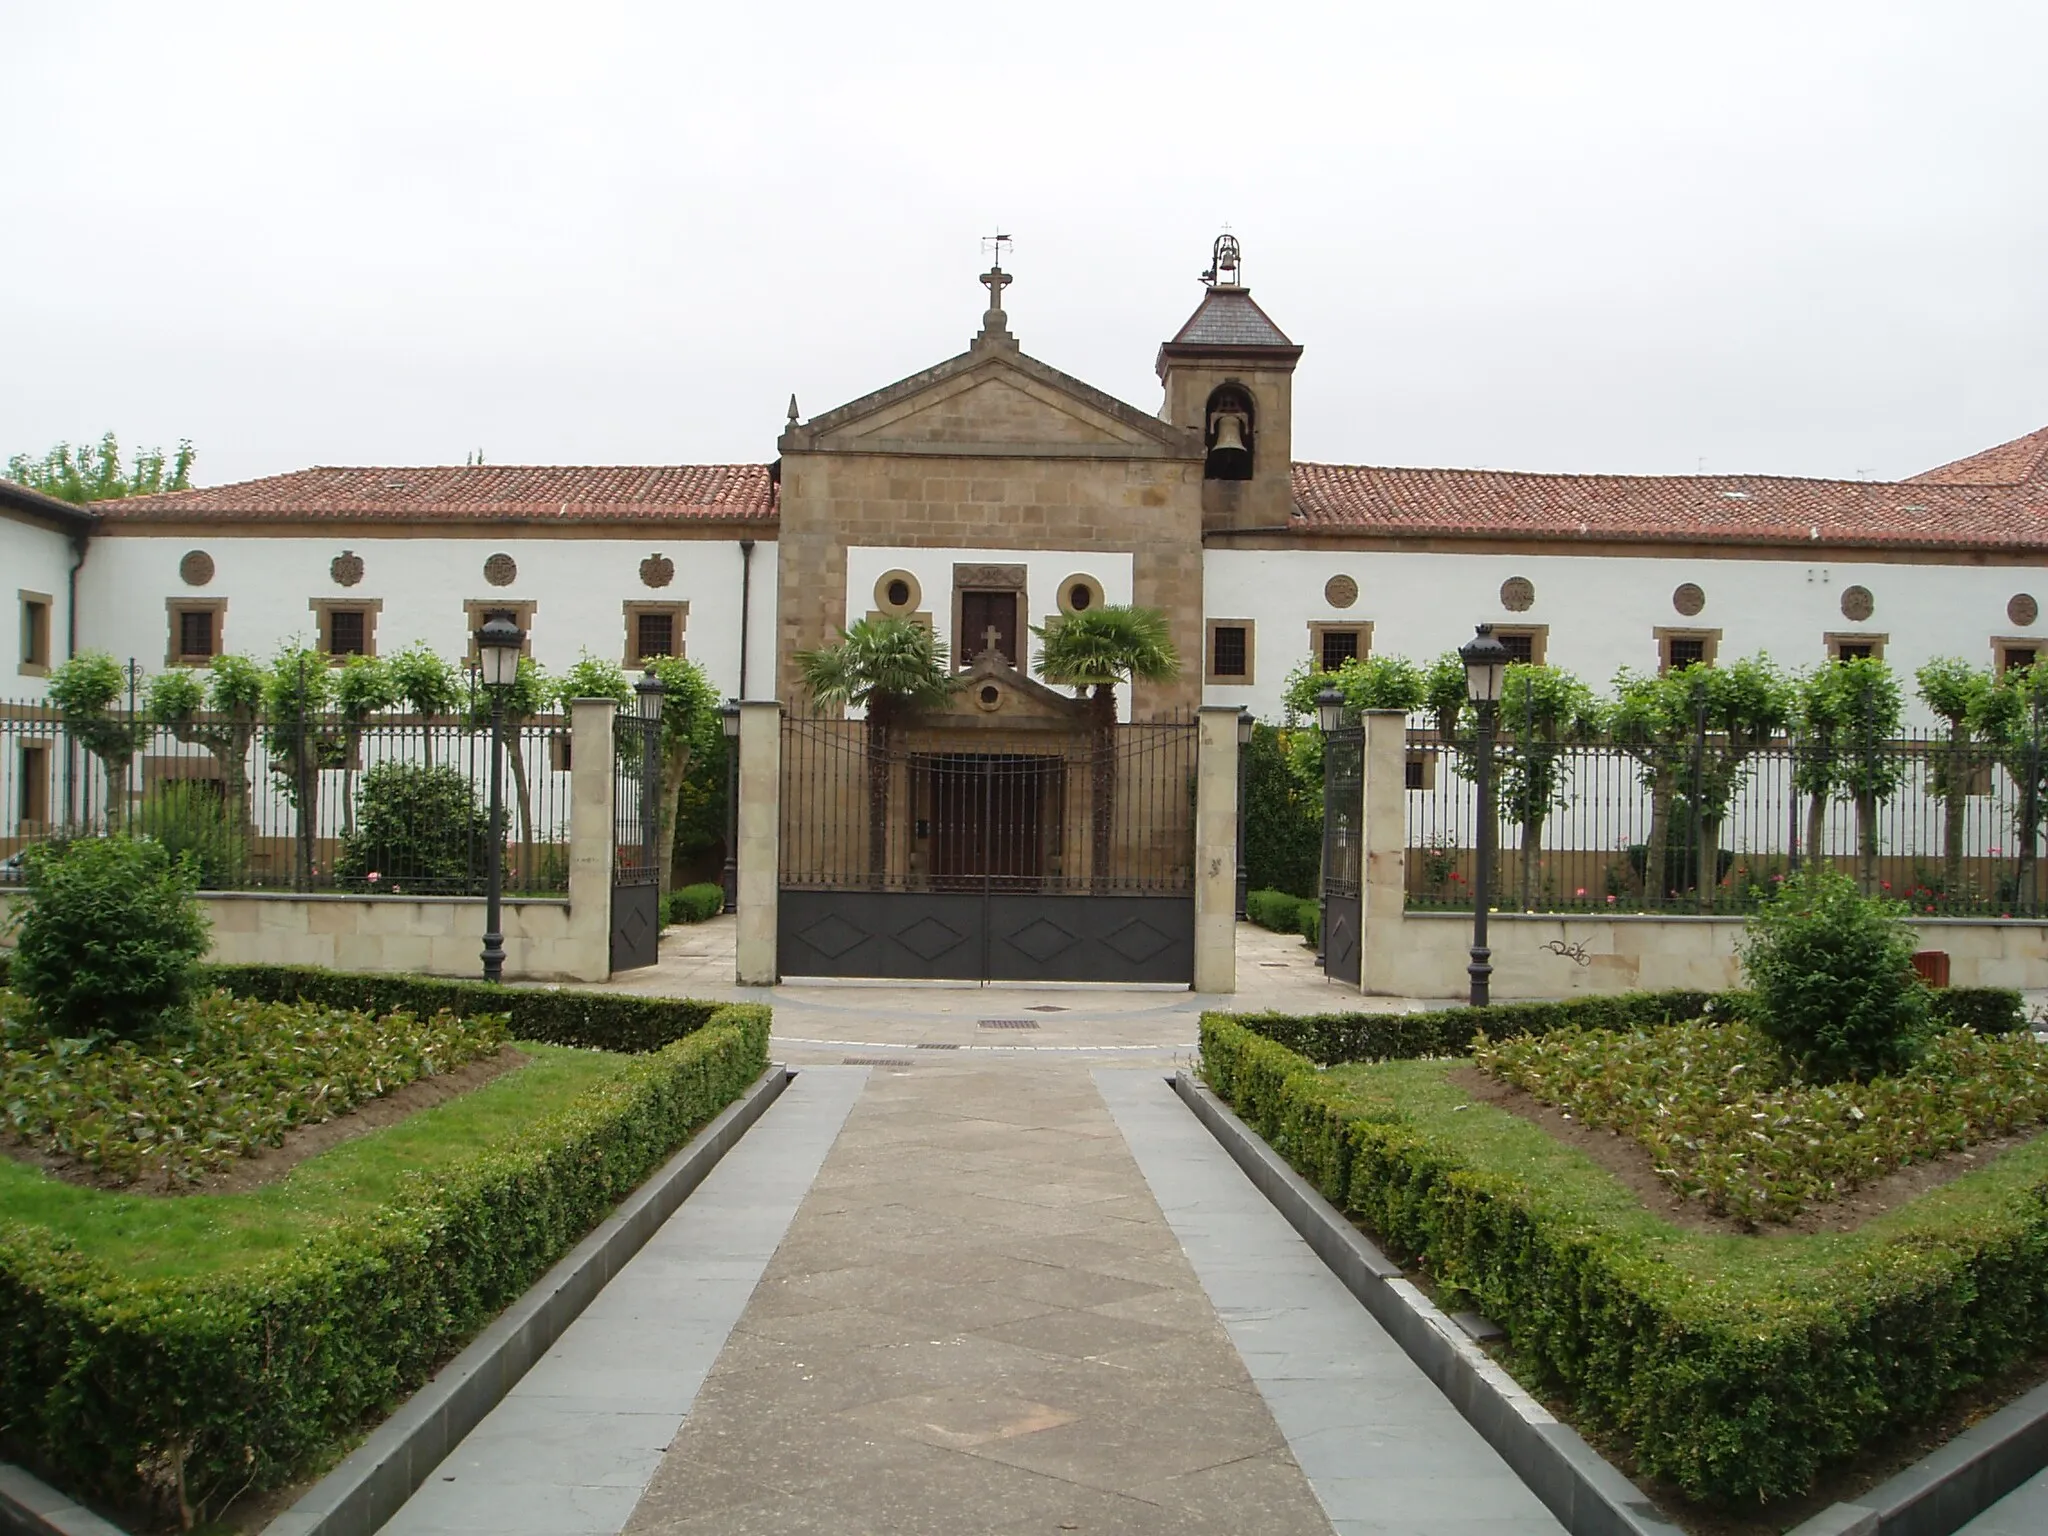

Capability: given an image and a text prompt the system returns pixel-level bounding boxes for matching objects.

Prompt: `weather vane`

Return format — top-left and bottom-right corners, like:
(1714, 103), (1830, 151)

(980, 230), (1014, 319)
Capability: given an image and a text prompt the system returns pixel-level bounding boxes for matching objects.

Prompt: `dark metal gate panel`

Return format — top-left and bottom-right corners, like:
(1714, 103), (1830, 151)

(777, 716), (1197, 983)
(1322, 727), (1364, 987)
(611, 709), (661, 973)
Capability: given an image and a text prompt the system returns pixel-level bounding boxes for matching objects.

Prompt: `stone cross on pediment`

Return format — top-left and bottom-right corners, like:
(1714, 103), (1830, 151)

(980, 265), (1011, 313)
(982, 624), (1005, 658)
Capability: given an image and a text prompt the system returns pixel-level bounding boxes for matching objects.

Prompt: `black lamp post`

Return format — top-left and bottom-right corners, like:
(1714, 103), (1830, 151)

(1314, 685), (1345, 970)
(476, 609), (525, 983)
(720, 699), (741, 914)
(1459, 624), (1510, 1007)
(1235, 706), (1254, 920)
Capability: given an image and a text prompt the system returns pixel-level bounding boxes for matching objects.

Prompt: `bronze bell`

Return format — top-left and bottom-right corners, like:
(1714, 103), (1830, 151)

(1209, 410), (1250, 460)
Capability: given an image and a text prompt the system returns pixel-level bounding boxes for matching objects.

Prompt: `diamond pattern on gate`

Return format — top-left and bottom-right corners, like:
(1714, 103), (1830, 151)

(1102, 918), (1174, 965)
(794, 912), (870, 961)
(1007, 917), (1081, 965)
(896, 915), (970, 961)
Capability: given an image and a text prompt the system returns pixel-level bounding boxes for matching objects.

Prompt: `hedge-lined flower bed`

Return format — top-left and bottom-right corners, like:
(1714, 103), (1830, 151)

(1200, 1006), (2048, 1507)
(1477, 1017), (2048, 1224)
(2, 989), (506, 1187)
(0, 968), (770, 1525)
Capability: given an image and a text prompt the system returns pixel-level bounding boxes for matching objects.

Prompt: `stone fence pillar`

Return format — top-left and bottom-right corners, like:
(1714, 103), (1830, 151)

(1358, 708), (1409, 995)
(735, 700), (782, 986)
(1193, 705), (1240, 994)
(562, 697), (617, 983)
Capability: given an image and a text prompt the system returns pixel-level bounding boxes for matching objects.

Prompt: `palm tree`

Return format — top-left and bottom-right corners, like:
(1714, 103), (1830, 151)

(1032, 605), (1180, 890)
(796, 618), (954, 885)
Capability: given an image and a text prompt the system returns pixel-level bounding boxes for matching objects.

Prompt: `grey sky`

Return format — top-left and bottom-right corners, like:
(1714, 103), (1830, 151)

(4, 0), (2043, 488)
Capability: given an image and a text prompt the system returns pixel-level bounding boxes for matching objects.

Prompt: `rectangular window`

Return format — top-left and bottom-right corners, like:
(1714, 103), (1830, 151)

(1655, 627), (1721, 675)
(18, 591), (52, 675)
(464, 600), (537, 666)
(1995, 640), (2037, 677)
(1205, 619), (1255, 684)
(1308, 622), (1373, 673)
(167, 599), (226, 664)
(1492, 626), (1548, 667)
(19, 743), (49, 826)
(1826, 633), (1887, 663)
(328, 609), (367, 656)
(1404, 754), (1428, 791)
(1321, 629), (1360, 670)
(958, 589), (1019, 667)
(622, 602), (688, 668)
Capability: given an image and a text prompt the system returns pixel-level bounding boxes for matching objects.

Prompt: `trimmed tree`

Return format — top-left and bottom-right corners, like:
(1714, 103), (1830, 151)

(796, 618), (955, 886)
(1032, 605), (1180, 891)
(145, 654), (266, 840)
(1916, 657), (1993, 900)
(1796, 658), (1906, 892)
(1967, 662), (2048, 913)
(1494, 664), (1601, 910)
(48, 651), (150, 830)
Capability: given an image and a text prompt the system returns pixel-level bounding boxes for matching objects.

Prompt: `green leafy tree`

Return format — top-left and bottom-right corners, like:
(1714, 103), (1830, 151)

(1610, 657), (1792, 904)
(1967, 663), (2048, 912)
(1032, 605), (1180, 889)
(261, 646), (348, 888)
(1795, 659), (1906, 891)
(1740, 868), (1931, 1082)
(796, 617), (955, 885)
(386, 643), (463, 765)
(640, 654), (717, 898)
(472, 654), (560, 884)
(49, 651), (150, 828)
(145, 654), (266, 841)
(10, 835), (210, 1040)
(7, 432), (194, 504)
(1281, 654), (1425, 721)
(336, 762), (492, 892)
(1916, 658), (1993, 898)
(331, 654), (398, 838)
(1492, 665), (1601, 909)
(1242, 722), (1321, 897)
(1423, 653), (1469, 740)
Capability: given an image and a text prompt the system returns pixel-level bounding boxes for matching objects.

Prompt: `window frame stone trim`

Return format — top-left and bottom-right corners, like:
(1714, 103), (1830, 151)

(1204, 617), (1256, 685)
(17, 589), (53, 676)
(623, 600), (690, 668)
(166, 597), (228, 666)
(308, 596), (384, 662)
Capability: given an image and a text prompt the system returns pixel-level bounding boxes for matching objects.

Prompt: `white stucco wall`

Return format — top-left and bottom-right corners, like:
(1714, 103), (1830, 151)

(2, 512), (81, 700)
(1202, 547), (2046, 727)
(75, 533), (777, 700)
(842, 544), (1136, 714)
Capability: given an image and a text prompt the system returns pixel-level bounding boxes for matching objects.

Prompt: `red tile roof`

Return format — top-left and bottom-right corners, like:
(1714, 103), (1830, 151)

(1907, 424), (2048, 486)
(94, 464), (777, 524)
(1289, 463), (2048, 552)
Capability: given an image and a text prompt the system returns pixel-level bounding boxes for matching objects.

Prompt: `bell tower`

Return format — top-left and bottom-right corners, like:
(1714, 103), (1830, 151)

(1156, 234), (1304, 533)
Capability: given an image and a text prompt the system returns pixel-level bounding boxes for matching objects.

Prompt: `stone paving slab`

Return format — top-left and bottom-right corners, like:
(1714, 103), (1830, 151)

(1095, 1067), (1566, 1536)
(1956, 1464), (2048, 1534)
(378, 1067), (866, 1536)
(623, 1060), (1337, 1536)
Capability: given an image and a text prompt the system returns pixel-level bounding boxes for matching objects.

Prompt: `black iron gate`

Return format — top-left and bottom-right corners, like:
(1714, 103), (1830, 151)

(1321, 725), (1363, 987)
(778, 718), (1196, 983)
(610, 704), (661, 973)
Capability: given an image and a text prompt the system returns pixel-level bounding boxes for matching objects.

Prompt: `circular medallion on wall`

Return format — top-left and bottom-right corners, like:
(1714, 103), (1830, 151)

(1499, 576), (1535, 612)
(1058, 574), (1104, 616)
(2010, 593), (2039, 628)
(1324, 574), (1359, 609)
(330, 550), (365, 588)
(1672, 582), (1706, 617)
(483, 552), (518, 587)
(1840, 585), (1875, 622)
(873, 569), (922, 616)
(178, 550), (215, 587)
(639, 554), (675, 589)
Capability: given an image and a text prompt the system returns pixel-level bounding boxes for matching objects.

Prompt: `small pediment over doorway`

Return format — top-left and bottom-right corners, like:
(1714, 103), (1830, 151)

(929, 649), (1090, 733)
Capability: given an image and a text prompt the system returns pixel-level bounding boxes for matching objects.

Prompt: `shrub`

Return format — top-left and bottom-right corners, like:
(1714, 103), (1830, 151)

(1296, 898), (1321, 947)
(663, 882), (725, 925)
(1200, 1013), (2048, 1505)
(0, 1004), (769, 1520)
(1224, 988), (1720, 1065)
(9, 836), (211, 1040)
(2, 991), (506, 1186)
(1246, 887), (1322, 945)
(134, 781), (246, 890)
(197, 963), (722, 1053)
(335, 761), (493, 894)
(1741, 868), (1932, 1080)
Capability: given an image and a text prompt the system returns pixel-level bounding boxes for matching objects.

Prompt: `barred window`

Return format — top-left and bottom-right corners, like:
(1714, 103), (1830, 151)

(178, 608), (215, 659)
(1212, 625), (1248, 678)
(636, 610), (676, 660)
(328, 609), (367, 656)
(1320, 629), (1360, 671)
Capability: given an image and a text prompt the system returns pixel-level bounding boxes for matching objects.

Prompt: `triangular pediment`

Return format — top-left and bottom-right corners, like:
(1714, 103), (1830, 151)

(785, 344), (1200, 460)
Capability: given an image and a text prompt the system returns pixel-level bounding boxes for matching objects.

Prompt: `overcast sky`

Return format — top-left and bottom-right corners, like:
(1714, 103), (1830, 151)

(3, 1), (2043, 489)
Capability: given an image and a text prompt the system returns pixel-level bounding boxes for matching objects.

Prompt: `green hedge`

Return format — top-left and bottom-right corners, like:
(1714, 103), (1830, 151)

(1246, 888), (1321, 947)
(197, 963), (721, 1053)
(0, 1001), (769, 1520)
(1200, 1011), (2048, 1505)
(663, 882), (725, 926)
(1225, 985), (2026, 1067)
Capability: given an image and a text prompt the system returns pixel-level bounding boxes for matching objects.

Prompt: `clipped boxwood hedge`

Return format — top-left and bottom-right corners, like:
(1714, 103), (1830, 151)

(0, 984), (770, 1520)
(1200, 1005), (2048, 1505)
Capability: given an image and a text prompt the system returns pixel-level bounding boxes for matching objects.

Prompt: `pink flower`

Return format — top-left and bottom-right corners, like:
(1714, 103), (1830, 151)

(1606, 894), (1617, 905)
(1992, 847), (2004, 856)
(1575, 888), (1587, 897)
(367, 871), (381, 883)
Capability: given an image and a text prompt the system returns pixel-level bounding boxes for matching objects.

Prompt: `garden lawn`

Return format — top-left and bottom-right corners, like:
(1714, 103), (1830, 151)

(0, 1044), (624, 1281)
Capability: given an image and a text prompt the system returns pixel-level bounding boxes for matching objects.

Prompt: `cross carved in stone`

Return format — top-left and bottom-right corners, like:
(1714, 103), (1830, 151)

(980, 266), (1011, 312)
(983, 624), (1005, 658)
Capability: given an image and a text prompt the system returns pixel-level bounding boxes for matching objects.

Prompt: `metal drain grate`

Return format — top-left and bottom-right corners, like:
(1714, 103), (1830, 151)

(843, 1056), (910, 1067)
(916, 1041), (961, 1049)
(978, 1019), (1041, 1030)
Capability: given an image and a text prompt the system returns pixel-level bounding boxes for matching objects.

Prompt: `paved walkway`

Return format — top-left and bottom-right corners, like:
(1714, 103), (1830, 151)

(1958, 1465), (2048, 1535)
(391, 1027), (1565, 1534)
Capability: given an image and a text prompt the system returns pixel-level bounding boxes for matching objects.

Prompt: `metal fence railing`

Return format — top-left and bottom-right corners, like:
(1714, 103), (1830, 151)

(1403, 717), (2048, 916)
(1, 701), (572, 896)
